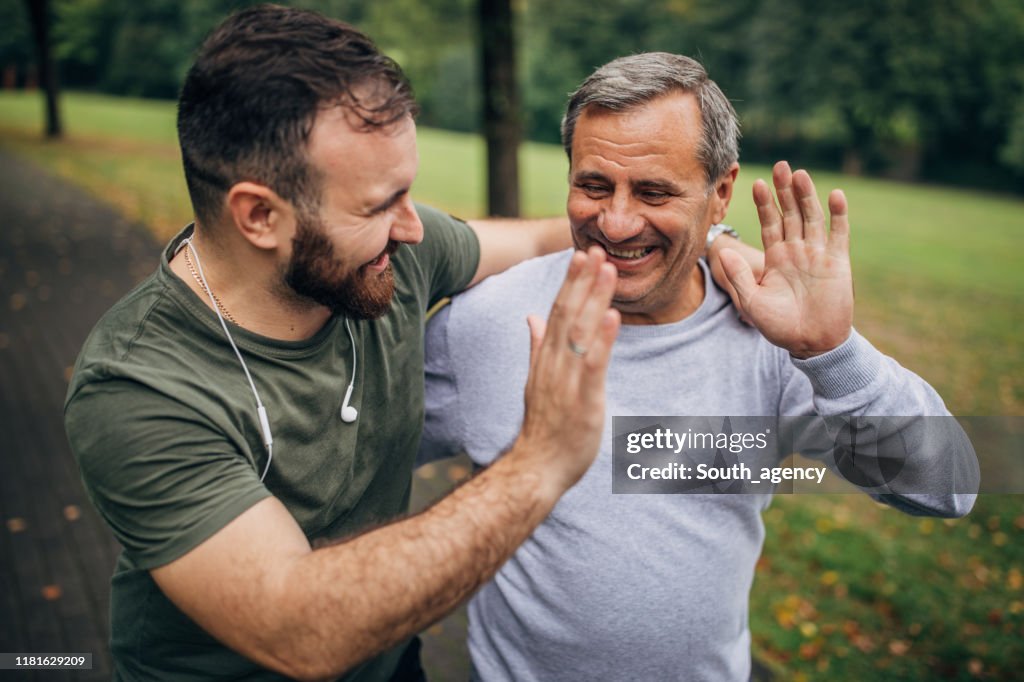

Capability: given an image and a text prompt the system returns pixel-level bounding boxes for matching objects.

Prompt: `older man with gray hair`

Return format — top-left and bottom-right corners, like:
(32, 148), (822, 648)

(419, 52), (975, 680)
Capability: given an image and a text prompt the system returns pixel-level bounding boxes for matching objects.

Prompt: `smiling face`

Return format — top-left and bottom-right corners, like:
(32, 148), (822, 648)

(282, 106), (423, 319)
(567, 91), (736, 325)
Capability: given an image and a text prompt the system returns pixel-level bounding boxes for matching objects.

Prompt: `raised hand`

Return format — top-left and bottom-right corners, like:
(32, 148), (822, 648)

(516, 247), (620, 493)
(719, 161), (853, 358)
(707, 234), (764, 324)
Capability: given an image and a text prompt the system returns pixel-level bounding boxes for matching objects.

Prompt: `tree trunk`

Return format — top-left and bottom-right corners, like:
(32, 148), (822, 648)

(24, 0), (61, 138)
(479, 0), (520, 217)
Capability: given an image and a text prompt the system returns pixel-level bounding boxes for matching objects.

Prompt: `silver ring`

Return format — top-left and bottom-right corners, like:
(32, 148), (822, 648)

(568, 340), (587, 357)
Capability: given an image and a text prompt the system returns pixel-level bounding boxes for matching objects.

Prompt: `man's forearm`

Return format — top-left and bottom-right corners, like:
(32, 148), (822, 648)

(512, 216), (573, 255)
(468, 216), (572, 286)
(472, 216), (572, 254)
(266, 441), (560, 679)
(151, 249), (619, 682)
(265, 251), (617, 679)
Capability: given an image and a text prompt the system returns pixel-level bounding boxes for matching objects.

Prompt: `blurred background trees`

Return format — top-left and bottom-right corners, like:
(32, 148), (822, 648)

(2, 0), (1023, 192)
(1, 3), (1021, 678)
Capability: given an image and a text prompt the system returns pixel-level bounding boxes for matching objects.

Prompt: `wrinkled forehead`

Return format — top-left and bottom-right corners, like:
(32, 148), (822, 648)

(571, 93), (705, 181)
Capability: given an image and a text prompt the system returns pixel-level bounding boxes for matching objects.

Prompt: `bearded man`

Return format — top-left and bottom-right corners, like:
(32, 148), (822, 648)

(63, 5), (633, 680)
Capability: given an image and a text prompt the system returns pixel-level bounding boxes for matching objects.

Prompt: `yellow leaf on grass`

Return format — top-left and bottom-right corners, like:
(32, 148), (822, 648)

(889, 640), (910, 656)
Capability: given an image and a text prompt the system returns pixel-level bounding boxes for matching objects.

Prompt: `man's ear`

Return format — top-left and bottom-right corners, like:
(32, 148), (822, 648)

(225, 182), (295, 250)
(709, 162), (740, 224)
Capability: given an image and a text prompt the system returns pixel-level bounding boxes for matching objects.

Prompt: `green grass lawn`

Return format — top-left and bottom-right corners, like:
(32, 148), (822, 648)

(2, 90), (1022, 680)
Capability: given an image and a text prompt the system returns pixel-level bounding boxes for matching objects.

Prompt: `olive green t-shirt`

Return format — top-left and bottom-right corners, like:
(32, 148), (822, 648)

(64, 204), (480, 681)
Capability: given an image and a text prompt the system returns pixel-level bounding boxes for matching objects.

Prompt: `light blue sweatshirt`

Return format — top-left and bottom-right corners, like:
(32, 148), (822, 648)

(419, 250), (976, 682)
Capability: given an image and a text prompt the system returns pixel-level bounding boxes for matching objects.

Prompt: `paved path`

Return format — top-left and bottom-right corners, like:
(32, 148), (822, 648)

(0, 149), (470, 680)
(0, 148), (158, 680)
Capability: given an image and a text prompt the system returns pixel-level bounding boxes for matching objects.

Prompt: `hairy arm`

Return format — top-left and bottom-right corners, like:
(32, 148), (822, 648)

(153, 448), (558, 680)
(151, 249), (620, 681)
(467, 216), (572, 286)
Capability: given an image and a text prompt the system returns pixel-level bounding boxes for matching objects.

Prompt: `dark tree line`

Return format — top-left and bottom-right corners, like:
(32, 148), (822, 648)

(2, 0), (1023, 193)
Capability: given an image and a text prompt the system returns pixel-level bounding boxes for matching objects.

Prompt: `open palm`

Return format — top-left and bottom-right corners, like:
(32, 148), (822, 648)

(720, 162), (853, 359)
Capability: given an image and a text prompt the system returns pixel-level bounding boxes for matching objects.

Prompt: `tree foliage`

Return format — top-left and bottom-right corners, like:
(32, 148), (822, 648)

(1, 0), (1022, 190)
(0, 0), (33, 75)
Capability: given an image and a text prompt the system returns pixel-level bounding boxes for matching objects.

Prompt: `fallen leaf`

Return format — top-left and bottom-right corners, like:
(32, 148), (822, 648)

(842, 620), (860, 638)
(774, 607), (795, 629)
(447, 464), (469, 482)
(799, 622), (818, 638)
(962, 623), (982, 637)
(798, 641), (821, 660)
(853, 634), (876, 653)
(889, 640), (910, 656)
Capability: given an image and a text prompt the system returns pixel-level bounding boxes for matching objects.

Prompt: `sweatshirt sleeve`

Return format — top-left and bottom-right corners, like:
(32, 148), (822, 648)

(782, 330), (979, 517)
(417, 303), (468, 466)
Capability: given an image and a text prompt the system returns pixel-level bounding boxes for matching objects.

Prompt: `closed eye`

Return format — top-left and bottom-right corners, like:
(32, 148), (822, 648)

(577, 183), (610, 196)
(369, 188), (409, 216)
(634, 180), (681, 203)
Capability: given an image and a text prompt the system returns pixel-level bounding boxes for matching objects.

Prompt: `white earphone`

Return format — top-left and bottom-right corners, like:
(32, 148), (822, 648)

(340, 318), (358, 423)
(178, 236), (359, 481)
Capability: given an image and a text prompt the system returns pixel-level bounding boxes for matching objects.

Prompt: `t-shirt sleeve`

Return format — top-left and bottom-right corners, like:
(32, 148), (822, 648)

(413, 203), (481, 306)
(65, 379), (272, 570)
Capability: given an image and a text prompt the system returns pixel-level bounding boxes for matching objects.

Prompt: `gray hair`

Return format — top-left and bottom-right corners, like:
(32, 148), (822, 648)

(561, 52), (740, 192)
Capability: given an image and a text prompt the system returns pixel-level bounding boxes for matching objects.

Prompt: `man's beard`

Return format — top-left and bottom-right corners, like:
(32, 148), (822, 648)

(284, 211), (398, 320)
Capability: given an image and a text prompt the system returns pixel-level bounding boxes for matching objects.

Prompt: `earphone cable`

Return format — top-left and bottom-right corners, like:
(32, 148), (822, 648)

(184, 237), (275, 481)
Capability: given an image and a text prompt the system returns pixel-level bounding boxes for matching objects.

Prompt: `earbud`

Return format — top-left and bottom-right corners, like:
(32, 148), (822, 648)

(340, 384), (358, 423)
(340, 318), (359, 423)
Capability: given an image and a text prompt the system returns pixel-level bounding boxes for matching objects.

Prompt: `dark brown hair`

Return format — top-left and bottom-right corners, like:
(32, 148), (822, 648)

(177, 4), (417, 225)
